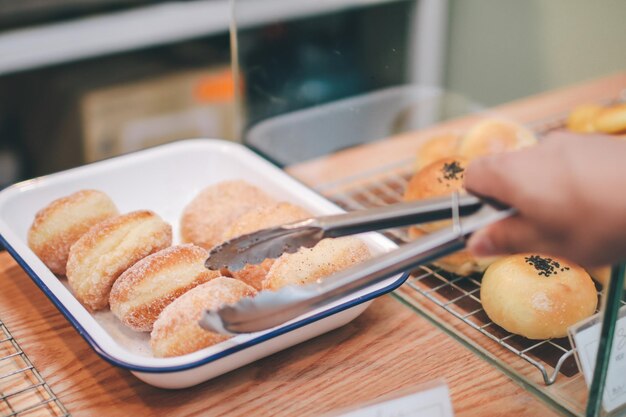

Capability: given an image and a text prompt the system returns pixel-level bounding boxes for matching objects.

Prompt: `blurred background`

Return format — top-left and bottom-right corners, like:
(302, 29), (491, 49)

(0, 0), (625, 187)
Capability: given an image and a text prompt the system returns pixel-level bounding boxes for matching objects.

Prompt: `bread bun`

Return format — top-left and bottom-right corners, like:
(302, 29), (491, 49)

(110, 244), (219, 331)
(458, 119), (537, 160)
(263, 237), (371, 291)
(415, 133), (461, 170)
(433, 251), (497, 277)
(220, 202), (312, 290)
(180, 180), (276, 250)
(566, 104), (603, 133)
(594, 104), (626, 134)
(67, 210), (172, 311)
(404, 157), (468, 233)
(481, 254), (597, 339)
(28, 190), (119, 275)
(150, 277), (256, 357)
(408, 220), (495, 276)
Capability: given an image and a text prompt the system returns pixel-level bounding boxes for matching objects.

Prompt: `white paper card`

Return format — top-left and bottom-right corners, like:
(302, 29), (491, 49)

(333, 383), (454, 417)
(571, 305), (626, 412)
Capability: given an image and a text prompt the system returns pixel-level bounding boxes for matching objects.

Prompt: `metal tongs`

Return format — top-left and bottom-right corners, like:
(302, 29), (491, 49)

(200, 193), (514, 335)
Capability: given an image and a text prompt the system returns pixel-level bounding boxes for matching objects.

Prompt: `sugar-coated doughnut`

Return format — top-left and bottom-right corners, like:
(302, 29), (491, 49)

(28, 190), (119, 275)
(415, 133), (461, 170)
(110, 244), (219, 331)
(220, 202), (312, 290)
(262, 237), (371, 291)
(150, 277), (256, 357)
(458, 119), (537, 160)
(566, 104), (603, 133)
(67, 210), (172, 311)
(180, 180), (276, 249)
(594, 103), (626, 134)
(481, 254), (597, 339)
(404, 157), (468, 234)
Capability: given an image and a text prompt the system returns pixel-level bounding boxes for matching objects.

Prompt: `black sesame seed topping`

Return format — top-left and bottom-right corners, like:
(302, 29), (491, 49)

(524, 255), (570, 277)
(441, 161), (465, 181)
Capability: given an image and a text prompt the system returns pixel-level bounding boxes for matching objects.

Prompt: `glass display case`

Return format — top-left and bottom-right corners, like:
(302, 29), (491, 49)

(232, 1), (626, 415)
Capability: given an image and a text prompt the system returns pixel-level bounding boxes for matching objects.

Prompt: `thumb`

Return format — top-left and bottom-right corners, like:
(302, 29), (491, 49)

(466, 216), (547, 257)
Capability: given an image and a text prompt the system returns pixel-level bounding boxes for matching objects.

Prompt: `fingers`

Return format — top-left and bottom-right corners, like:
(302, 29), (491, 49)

(464, 153), (520, 207)
(466, 216), (553, 257)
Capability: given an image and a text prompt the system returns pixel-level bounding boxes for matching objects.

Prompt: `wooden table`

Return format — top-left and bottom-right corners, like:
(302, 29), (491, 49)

(0, 72), (624, 417)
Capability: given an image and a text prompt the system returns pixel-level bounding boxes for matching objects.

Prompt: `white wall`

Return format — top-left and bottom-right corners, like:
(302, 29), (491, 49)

(444, 0), (626, 106)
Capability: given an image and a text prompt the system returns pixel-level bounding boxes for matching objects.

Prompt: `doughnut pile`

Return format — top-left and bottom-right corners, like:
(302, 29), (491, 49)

(567, 103), (626, 135)
(29, 180), (373, 357)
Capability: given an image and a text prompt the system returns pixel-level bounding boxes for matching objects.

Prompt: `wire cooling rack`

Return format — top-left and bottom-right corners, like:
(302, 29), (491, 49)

(0, 319), (68, 417)
(318, 152), (622, 387)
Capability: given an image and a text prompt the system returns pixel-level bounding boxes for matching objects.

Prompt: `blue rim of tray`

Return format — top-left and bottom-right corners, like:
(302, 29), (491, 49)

(0, 233), (408, 374)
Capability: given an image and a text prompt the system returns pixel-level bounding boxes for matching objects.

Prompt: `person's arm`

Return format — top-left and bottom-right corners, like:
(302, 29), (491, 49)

(464, 132), (626, 267)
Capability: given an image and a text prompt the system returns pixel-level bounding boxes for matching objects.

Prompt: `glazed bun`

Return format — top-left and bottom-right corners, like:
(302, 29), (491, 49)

(415, 133), (461, 170)
(110, 244), (219, 331)
(220, 202), (312, 290)
(67, 210), (172, 311)
(566, 104), (603, 133)
(180, 180), (276, 250)
(481, 254), (597, 339)
(404, 157), (468, 233)
(594, 104), (626, 134)
(150, 277), (256, 357)
(263, 237), (371, 291)
(458, 119), (537, 160)
(28, 190), (119, 275)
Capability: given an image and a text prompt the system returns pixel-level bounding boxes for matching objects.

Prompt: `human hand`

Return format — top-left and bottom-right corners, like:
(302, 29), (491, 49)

(465, 132), (626, 267)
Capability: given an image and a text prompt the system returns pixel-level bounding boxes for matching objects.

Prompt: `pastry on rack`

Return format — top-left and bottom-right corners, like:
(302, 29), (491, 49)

(594, 103), (626, 134)
(67, 210), (172, 311)
(110, 244), (219, 331)
(180, 180), (276, 250)
(414, 133), (461, 170)
(220, 202), (312, 290)
(404, 156), (468, 234)
(28, 190), (119, 276)
(262, 237), (371, 291)
(480, 254), (597, 339)
(458, 119), (537, 160)
(403, 156), (494, 275)
(566, 103), (626, 135)
(566, 104), (604, 133)
(150, 277), (256, 357)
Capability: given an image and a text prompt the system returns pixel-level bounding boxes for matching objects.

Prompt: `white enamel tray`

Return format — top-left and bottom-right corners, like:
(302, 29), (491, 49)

(0, 139), (408, 389)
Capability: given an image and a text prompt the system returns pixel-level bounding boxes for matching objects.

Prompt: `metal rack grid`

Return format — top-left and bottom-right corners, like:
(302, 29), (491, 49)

(319, 154), (620, 386)
(0, 319), (69, 417)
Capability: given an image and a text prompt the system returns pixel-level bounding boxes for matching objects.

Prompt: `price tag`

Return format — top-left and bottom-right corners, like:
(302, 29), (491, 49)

(327, 381), (454, 417)
(570, 305), (626, 412)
